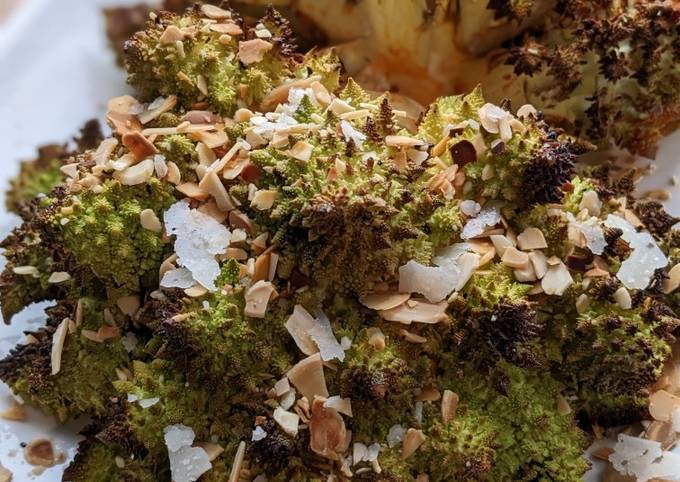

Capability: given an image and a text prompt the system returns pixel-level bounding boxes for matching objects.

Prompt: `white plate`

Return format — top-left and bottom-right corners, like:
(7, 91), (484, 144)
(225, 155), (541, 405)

(0, 0), (679, 480)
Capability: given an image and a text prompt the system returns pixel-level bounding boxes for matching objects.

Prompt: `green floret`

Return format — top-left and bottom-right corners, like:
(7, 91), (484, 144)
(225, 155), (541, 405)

(0, 298), (130, 422)
(124, 6), (338, 116)
(153, 284), (294, 388)
(560, 176), (597, 215)
(5, 147), (65, 215)
(156, 134), (198, 180)
(426, 200), (463, 248)
(459, 263), (532, 310)
(419, 88), (577, 209)
(549, 292), (679, 425)
(430, 361), (590, 481)
(57, 178), (175, 299)
(62, 437), (160, 482)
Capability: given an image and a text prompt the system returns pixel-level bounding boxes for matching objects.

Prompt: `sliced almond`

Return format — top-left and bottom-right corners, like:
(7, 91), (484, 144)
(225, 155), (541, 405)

(501, 246), (530, 269)
(367, 327), (386, 351)
(528, 251), (548, 279)
(198, 170), (235, 211)
(251, 190), (277, 210)
(51, 319), (69, 375)
(613, 286), (632, 310)
(139, 209), (162, 233)
(260, 76), (320, 112)
(557, 395), (572, 415)
(360, 292), (410, 311)
(116, 295), (140, 317)
(385, 135), (425, 148)
(107, 96), (143, 135)
(649, 390), (680, 422)
(1, 399), (26, 421)
(516, 227), (548, 251)
(663, 264), (680, 294)
(399, 329), (427, 344)
(273, 407), (300, 437)
(47, 272), (71, 284)
(237, 39), (273, 65)
(244, 280), (276, 318)
(401, 428), (426, 459)
(441, 390), (459, 424)
(94, 138), (119, 166)
(323, 396), (352, 418)
(575, 294), (590, 314)
(138, 95), (178, 124)
(210, 22), (242, 35)
(190, 129), (229, 149)
(24, 439), (56, 467)
(287, 353), (329, 401)
(378, 299), (448, 324)
(252, 252), (270, 283)
(309, 397), (347, 460)
(166, 161), (181, 185)
(115, 159), (155, 186)
(122, 132), (157, 161)
(289, 141), (314, 162)
(579, 190), (602, 217)
(514, 263), (537, 283)
(177, 182), (210, 201)
(201, 4), (231, 19)
(541, 261), (573, 296)
(227, 441), (246, 482)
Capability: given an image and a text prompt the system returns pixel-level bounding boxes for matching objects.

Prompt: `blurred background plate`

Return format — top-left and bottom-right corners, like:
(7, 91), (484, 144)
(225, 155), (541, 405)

(0, 0), (678, 480)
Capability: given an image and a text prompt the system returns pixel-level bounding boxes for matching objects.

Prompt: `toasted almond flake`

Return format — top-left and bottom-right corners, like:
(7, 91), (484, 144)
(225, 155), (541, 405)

(227, 441), (246, 482)
(201, 3), (231, 18)
(139, 95), (178, 124)
(527, 252), (547, 280)
(24, 439), (56, 467)
(60, 163), (79, 179)
(501, 246), (530, 269)
(226, 248), (248, 260)
(116, 159), (155, 186)
(289, 140), (314, 162)
(360, 292), (410, 311)
(367, 327), (386, 351)
(244, 280), (276, 318)
(252, 252), (270, 283)
(251, 190), (277, 210)
(12, 265), (39, 277)
(557, 395), (572, 415)
(229, 210), (254, 233)
(107, 96), (143, 135)
(0, 463), (11, 482)
(94, 138), (119, 166)
(97, 325), (121, 341)
(576, 294), (590, 314)
(287, 353), (329, 401)
(237, 39), (273, 65)
(399, 329), (427, 344)
(260, 76), (321, 112)
(47, 271), (71, 284)
(138, 208), (162, 233)
(546, 256), (562, 266)
(51, 319), (69, 375)
(184, 284), (208, 297)
(579, 190), (602, 217)
(198, 170), (235, 211)
(650, 390), (680, 422)
(177, 182), (209, 201)
(592, 447), (615, 461)
(613, 286), (632, 310)
(385, 135), (425, 148)
(489, 234), (514, 257)
(324, 396), (352, 417)
(516, 227), (548, 250)
(165, 161), (181, 184)
(117, 295), (140, 317)
(441, 390), (459, 424)
(195, 442), (224, 462)
(122, 132), (157, 161)
(160, 25), (185, 44)
(273, 407), (300, 436)
(517, 104), (537, 119)
(209, 22), (242, 35)
(1, 399), (26, 421)
(663, 264), (680, 294)
(514, 262), (537, 282)
(309, 397), (347, 460)
(401, 429), (426, 459)
(541, 261), (573, 296)
(378, 299), (448, 325)
(190, 129), (228, 150)
(416, 387), (441, 402)
(196, 74), (209, 96)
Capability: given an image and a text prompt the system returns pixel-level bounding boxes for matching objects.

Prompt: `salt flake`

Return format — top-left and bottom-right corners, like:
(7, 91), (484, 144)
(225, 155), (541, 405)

(566, 213), (606, 255)
(340, 120), (366, 149)
(251, 426), (267, 441)
(610, 434), (680, 482)
(164, 424), (212, 482)
(604, 214), (668, 289)
(461, 206), (501, 239)
(164, 201), (231, 291)
(309, 310), (346, 362)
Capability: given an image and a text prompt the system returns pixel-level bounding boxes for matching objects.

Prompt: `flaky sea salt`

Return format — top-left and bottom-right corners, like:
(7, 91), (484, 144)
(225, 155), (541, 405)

(459, 200), (481, 217)
(566, 213), (606, 255)
(251, 426), (267, 441)
(387, 424), (406, 448)
(604, 214), (668, 289)
(340, 120), (366, 149)
(164, 424), (212, 482)
(164, 201), (231, 291)
(139, 397), (160, 408)
(121, 332), (138, 352)
(160, 267), (196, 289)
(309, 310), (345, 362)
(461, 206), (501, 239)
(610, 433), (680, 482)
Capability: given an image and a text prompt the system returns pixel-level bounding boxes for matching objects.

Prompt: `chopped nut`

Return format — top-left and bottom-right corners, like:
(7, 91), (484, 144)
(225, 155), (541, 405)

(501, 246), (530, 269)
(237, 39), (273, 65)
(662, 264), (680, 294)
(51, 319), (69, 375)
(260, 76), (320, 111)
(138, 95), (178, 124)
(385, 135), (425, 148)
(94, 137), (119, 166)
(579, 190), (602, 216)
(166, 161), (181, 184)
(115, 159), (155, 186)
(441, 390), (459, 424)
(542, 261), (573, 296)
(310, 397), (347, 460)
(287, 353), (329, 401)
(399, 329), (427, 344)
(367, 328), (386, 351)
(210, 22), (242, 35)
(47, 272), (71, 284)
(227, 441), (246, 482)
(116, 295), (140, 317)
(575, 294), (590, 314)
(378, 299), (448, 324)
(416, 387), (441, 402)
(139, 209), (162, 232)
(613, 286), (632, 310)
(251, 190), (277, 210)
(557, 395), (572, 415)
(252, 252), (270, 283)
(198, 170), (235, 211)
(122, 132), (157, 161)
(1, 399), (26, 421)
(528, 251), (548, 279)
(649, 390), (680, 422)
(244, 280), (276, 318)
(177, 182), (210, 201)
(24, 439), (56, 467)
(516, 227), (548, 251)
(360, 292), (410, 311)
(273, 407), (300, 436)
(401, 428), (426, 459)
(201, 4), (231, 19)
(195, 442), (224, 462)
(289, 140), (314, 162)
